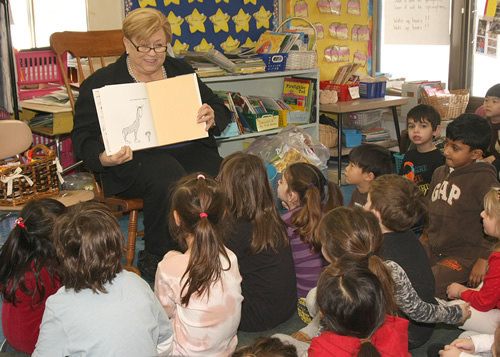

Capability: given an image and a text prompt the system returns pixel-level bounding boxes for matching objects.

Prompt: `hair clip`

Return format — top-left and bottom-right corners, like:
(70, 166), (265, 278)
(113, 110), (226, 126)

(307, 182), (314, 189)
(199, 212), (208, 218)
(359, 337), (371, 345)
(365, 251), (375, 259)
(14, 217), (25, 228)
(197, 174), (205, 180)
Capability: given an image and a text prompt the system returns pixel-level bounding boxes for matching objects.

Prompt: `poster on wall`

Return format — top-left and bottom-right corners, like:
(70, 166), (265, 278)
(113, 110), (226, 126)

(476, 16), (498, 58)
(124, 0), (280, 54)
(383, 0), (450, 45)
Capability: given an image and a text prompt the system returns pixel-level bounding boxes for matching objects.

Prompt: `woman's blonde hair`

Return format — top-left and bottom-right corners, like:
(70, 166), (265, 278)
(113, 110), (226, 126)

(483, 187), (500, 244)
(122, 8), (172, 44)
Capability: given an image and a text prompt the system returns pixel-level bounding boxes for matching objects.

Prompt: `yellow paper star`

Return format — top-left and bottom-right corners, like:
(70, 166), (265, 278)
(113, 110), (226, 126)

(139, 0), (157, 7)
(186, 8), (207, 33)
(215, 0), (229, 3)
(253, 6), (272, 29)
(221, 36), (240, 53)
(232, 9), (251, 33)
(163, 0), (179, 5)
(167, 11), (184, 36)
(243, 37), (256, 49)
(244, 0), (257, 4)
(172, 40), (190, 56)
(194, 39), (214, 52)
(210, 9), (230, 33)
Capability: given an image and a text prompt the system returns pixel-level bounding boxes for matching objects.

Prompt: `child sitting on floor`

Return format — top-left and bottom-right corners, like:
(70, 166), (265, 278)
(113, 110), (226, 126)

(446, 187), (500, 335)
(439, 324), (500, 357)
(231, 336), (298, 357)
(0, 199), (66, 355)
(308, 266), (410, 357)
(155, 173), (243, 356)
(399, 104), (444, 196)
(481, 84), (500, 176)
(277, 162), (343, 299)
(344, 143), (393, 207)
(33, 202), (173, 356)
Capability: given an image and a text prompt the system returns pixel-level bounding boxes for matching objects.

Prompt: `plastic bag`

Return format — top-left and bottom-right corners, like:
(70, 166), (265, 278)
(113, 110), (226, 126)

(244, 126), (329, 173)
(62, 172), (94, 191)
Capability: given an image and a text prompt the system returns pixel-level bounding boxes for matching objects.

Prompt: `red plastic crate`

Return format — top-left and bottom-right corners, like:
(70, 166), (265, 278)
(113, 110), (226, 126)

(320, 81), (359, 101)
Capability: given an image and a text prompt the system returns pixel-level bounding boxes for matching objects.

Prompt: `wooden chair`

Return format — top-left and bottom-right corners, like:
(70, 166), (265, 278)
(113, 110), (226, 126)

(50, 30), (143, 276)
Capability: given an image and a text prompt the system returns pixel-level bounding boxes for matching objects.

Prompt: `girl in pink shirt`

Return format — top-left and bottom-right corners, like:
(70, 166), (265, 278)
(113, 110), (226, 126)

(447, 187), (500, 334)
(155, 173), (243, 356)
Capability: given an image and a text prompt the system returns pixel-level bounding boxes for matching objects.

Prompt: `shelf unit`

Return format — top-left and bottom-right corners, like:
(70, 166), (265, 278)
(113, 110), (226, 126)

(202, 69), (320, 157)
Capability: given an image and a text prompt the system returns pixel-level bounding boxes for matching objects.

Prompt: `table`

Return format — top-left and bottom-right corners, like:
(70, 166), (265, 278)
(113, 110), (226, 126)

(320, 96), (410, 184)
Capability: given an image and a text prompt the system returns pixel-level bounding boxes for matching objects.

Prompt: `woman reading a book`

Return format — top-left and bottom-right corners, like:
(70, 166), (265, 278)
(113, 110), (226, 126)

(71, 7), (231, 281)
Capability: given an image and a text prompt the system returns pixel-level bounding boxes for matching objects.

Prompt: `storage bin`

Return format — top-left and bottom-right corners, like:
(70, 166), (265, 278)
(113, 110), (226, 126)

(257, 53), (288, 72)
(278, 105), (310, 126)
(241, 111), (280, 131)
(359, 81), (387, 98)
(342, 129), (362, 148)
(344, 109), (384, 130)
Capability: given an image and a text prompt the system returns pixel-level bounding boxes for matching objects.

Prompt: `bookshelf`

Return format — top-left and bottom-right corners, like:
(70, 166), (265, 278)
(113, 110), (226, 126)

(202, 69), (320, 157)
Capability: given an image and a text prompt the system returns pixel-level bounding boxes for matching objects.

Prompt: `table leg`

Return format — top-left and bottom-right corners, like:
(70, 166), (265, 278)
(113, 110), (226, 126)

(337, 113), (343, 185)
(391, 106), (402, 147)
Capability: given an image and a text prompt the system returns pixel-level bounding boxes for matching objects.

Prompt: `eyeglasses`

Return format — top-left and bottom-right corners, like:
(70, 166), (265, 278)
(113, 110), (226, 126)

(128, 38), (168, 53)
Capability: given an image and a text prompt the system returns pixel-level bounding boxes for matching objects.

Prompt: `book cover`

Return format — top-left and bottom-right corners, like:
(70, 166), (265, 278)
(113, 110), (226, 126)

(282, 77), (311, 98)
(93, 73), (207, 155)
(255, 31), (287, 54)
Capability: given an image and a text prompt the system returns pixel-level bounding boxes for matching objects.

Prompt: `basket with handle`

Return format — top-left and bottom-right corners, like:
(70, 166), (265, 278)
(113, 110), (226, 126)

(319, 124), (338, 148)
(276, 17), (318, 70)
(420, 88), (470, 121)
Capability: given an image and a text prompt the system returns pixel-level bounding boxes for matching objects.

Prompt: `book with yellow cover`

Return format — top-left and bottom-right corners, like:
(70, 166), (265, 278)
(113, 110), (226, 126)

(255, 31), (287, 54)
(93, 73), (207, 155)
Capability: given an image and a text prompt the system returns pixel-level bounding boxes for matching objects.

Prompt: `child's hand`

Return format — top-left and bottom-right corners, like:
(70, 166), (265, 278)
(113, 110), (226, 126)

(458, 302), (471, 324)
(469, 258), (488, 288)
(483, 155), (496, 164)
(446, 283), (467, 299)
(439, 345), (464, 356)
(450, 338), (475, 354)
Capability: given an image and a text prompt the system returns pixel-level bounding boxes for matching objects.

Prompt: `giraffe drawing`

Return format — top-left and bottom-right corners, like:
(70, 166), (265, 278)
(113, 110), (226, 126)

(122, 105), (143, 144)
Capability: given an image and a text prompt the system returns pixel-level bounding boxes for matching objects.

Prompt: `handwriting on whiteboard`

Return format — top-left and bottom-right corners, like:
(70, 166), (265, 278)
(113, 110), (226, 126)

(384, 0), (450, 45)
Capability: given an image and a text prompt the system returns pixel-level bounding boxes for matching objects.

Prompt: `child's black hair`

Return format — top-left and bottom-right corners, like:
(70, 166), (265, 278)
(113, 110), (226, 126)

(0, 199), (66, 307)
(486, 83), (500, 98)
(406, 104), (441, 130)
(446, 113), (492, 153)
(349, 144), (394, 177)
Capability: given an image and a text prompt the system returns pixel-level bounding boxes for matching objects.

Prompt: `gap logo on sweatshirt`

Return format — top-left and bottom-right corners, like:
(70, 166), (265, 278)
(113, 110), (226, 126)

(431, 180), (461, 205)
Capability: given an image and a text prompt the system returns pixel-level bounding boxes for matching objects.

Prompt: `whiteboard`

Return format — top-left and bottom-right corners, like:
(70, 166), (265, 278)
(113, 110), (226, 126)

(384, 0), (450, 45)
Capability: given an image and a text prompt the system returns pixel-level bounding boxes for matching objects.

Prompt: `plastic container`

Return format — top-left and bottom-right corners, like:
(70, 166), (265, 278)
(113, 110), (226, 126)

(342, 129), (362, 147)
(394, 153), (404, 174)
(257, 53), (288, 72)
(359, 81), (387, 98)
(320, 83), (359, 101)
(344, 109), (384, 130)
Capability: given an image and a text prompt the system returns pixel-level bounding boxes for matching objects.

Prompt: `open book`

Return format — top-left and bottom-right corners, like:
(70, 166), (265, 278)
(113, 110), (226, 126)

(93, 73), (207, 155)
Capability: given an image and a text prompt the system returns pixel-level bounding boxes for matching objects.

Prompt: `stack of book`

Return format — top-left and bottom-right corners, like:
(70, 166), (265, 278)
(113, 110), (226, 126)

(361, 128), (391, 142)
(332, 62), (361, 85)
(231, 57), (267, 74)
(254, 29), (311, 54)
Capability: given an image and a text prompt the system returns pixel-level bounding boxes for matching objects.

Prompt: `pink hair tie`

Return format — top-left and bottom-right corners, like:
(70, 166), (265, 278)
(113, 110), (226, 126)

(14, 217), (25, 228)
(197, 174), (205, 180)
(200, 213), (208, 218)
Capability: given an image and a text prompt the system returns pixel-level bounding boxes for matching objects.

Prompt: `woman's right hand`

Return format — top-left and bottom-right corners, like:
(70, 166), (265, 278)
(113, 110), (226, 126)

(99, 146), (133, 167)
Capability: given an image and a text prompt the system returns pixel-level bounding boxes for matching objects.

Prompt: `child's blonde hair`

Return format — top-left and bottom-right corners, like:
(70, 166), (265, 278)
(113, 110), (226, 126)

(483, 187), (500, 242)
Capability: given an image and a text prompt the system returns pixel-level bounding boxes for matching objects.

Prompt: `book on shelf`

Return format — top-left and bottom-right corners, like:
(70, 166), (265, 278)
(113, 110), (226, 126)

(332, 63), (361, 85)
(361, 128), (391, 142)
(92, 73), (207, 155)
(254, 31), (287, 54)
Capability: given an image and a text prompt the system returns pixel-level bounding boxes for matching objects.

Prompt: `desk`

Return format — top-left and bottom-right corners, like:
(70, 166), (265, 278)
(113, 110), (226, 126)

(320, 96), (409, 184)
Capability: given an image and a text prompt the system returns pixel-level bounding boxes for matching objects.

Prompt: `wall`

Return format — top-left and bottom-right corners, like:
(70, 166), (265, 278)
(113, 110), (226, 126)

(87, 0), (124, 31)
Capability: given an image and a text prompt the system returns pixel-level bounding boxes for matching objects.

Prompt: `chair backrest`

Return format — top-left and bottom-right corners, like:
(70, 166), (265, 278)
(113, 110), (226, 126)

(15, 49), (68, 100)
(0, 120), (33, 159)
(49, 30), (125, 113)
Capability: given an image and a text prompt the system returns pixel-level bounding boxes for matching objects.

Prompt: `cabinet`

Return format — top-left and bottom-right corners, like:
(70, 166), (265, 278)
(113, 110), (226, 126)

(202, 69), (320, 157)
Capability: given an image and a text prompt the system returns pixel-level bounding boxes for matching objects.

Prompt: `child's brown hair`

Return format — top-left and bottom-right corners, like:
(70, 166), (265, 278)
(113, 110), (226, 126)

(368, 174), (427, 232)
(231, 336), (298, 357)
(169, 173), (229, 305)
(283, 162), (343, 253)
(53, 202), (123, 294)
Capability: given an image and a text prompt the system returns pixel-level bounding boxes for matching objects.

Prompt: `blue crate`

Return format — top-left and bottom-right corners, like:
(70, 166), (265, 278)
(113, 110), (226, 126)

(342, 129), (362, 148)
(359, 81), (387, 98)
(257, 53), (288, 72)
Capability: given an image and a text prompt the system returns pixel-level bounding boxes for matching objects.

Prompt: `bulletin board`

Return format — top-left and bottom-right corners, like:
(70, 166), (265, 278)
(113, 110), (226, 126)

(124, 0), (280, 55)
(286, 0), (372, 81)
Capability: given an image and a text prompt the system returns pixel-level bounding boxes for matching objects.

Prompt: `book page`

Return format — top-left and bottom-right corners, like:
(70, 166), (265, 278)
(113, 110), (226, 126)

(145, 73), (207, 145)
(94, 83), (159, 155)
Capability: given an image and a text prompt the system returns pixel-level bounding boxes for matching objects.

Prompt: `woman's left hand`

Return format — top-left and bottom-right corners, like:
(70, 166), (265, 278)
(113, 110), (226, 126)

(197, 104), (215, 132)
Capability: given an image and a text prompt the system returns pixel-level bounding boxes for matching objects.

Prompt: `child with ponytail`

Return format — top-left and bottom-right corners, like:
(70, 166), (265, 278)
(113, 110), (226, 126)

(308, 266), (410, 357)
(0, 199), (66, 354)
(277, 162), (343, 298)
(154, 173), (243, 356)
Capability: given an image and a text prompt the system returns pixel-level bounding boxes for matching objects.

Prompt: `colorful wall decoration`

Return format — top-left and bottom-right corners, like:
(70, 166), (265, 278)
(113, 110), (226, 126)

(124, 0), (280, 55)
(286, 0), (372, 81)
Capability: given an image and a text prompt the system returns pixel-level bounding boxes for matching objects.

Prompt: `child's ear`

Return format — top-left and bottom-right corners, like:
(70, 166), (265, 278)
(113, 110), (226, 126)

(288, 190), (300, 204)
(364, 171), (375, 182)
(433, 125), (441, 136)
(471, 149), (484, 160)
(173, 210), (182, 227)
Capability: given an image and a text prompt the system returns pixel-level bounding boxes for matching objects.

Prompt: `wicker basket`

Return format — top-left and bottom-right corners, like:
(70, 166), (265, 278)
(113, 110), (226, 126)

(0, 144), (60, 206)
(277, 17), (318, 70)
(319, 124), (338, 148)
(420, 88), (470, 121)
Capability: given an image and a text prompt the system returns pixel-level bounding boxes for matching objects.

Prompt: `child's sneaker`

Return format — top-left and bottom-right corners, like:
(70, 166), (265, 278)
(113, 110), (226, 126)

(297, 297), (312, 324)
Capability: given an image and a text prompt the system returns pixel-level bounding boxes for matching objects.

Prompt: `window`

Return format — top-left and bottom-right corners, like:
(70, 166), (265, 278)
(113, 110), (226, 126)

(10, 0), (87, 50)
